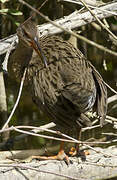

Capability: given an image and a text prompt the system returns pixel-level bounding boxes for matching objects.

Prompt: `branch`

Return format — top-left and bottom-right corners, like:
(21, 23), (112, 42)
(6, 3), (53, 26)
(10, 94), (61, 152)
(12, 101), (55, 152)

(108, 95), (117, 104)
(0, 123), (56, 149)
(0, 1), (117, 56)
(0, 124), (116, 157)
(0, 146), (117, 180)
(2, 68), (27, 130)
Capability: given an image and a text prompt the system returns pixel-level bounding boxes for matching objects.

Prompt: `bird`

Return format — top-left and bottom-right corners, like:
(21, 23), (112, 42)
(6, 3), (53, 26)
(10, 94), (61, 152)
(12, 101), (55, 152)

(9, 18), (107, 162)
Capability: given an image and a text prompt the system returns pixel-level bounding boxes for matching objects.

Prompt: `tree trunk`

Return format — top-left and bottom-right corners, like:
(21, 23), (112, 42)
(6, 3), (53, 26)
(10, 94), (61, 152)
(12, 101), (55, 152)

(0, 72), (9, 141)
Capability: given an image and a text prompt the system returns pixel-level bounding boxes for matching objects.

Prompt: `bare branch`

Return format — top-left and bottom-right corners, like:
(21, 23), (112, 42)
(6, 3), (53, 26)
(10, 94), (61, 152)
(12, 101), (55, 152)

(106, 115), (117, 123)
(104, 82), (117, 94)
(2, 68), (27, 130)
(102, 132), (117, 137)
(0, 122), (56, 149)
(0, 123), (115, 147)
(108, 95), (117, 104)
(2, 39), (16, 72)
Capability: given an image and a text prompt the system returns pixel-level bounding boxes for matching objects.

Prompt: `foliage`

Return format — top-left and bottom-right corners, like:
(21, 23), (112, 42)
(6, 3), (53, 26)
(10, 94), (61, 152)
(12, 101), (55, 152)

(0, 8), (22, 15)
(0, 0), (9, 3)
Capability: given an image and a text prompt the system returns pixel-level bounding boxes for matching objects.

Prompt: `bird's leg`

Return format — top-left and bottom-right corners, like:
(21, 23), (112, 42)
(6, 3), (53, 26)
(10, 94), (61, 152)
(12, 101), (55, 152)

(69, 127), (89, 159)
(56, 141), (69, 163)
(31, 141), (69, 164)
(69, 127), (81, 156)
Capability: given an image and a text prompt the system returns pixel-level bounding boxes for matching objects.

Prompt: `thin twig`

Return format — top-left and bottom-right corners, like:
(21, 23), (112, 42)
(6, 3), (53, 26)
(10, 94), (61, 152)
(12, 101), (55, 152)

(108, 95), (117, 104)
(0, 125), (113, 145)
(12, 126), (76, 143)
(0, 123), (56, 149)
(106, 115), (117, 122)
(82, 125), (100, 132)
(12, 126), (117, 145)
(0, 123), (56, 134)
(38, 0), (49, 11)
(92, 119), (99, 125)
(104, 82), (117, 94)
(102, 132), (117, 137)
(2, 39), (16, 72)
(2, 68), (27, 130)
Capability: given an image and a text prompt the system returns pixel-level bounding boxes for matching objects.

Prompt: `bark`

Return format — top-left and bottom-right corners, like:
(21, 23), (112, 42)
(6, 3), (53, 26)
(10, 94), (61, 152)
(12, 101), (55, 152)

(0, 72), (9, 141)
(0, 146), (117, 180)
(0, 72), (7, 119)
(0, 1), (117, 55)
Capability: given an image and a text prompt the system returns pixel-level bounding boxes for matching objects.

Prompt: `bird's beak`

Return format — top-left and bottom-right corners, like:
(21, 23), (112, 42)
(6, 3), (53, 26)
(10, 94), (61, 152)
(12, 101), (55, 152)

(32, 36), (48, 67)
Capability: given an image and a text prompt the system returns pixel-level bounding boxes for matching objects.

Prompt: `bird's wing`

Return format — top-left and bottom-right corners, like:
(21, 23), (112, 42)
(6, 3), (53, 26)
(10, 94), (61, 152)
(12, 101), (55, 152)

(89, 61), (107, 126)
(59, 61), (96, 113)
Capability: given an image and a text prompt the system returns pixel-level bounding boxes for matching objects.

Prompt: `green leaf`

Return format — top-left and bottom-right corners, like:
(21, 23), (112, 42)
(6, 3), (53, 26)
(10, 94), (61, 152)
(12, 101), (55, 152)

(0, 8), (8, 13)
(8, 9), (23, 16)
(15, 21), (20, 27)
(0, 8), (23, 16)
(0, 0), (9, 3)
(107, 62), (113, 72)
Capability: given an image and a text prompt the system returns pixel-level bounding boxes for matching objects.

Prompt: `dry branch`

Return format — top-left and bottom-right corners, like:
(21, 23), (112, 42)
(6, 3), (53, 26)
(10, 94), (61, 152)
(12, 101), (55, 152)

(0, 1), (117, 55)
(0, 123), (56, 149)
(2, 68), (27, 130)
(108, 95), (117, 104)
(0, 146), (117, 180)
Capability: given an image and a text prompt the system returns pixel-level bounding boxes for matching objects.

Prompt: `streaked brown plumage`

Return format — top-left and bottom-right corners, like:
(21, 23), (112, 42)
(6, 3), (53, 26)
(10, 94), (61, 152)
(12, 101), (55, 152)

(9, 19), (107, 160)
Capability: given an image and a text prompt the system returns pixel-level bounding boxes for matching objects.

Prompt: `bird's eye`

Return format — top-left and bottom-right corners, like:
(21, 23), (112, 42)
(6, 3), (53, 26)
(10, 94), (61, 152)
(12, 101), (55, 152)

(23, 29), (30, 38)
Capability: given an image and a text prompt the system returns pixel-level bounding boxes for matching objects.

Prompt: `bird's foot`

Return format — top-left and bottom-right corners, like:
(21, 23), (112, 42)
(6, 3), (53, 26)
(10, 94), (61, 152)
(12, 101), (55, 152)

(69, 147), (77, 156)
(69, 147), (90, 161)
(31, 150), (70, 165)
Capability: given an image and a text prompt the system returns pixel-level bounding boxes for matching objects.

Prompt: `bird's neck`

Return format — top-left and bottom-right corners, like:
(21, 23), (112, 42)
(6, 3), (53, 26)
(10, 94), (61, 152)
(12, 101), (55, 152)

(9, 39), (33, 81)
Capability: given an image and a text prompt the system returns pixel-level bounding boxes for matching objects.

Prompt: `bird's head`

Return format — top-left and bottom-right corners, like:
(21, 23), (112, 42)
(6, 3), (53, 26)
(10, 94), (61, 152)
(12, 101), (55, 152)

(17, 18), (37, 47)
(17, 18), (47, 67)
